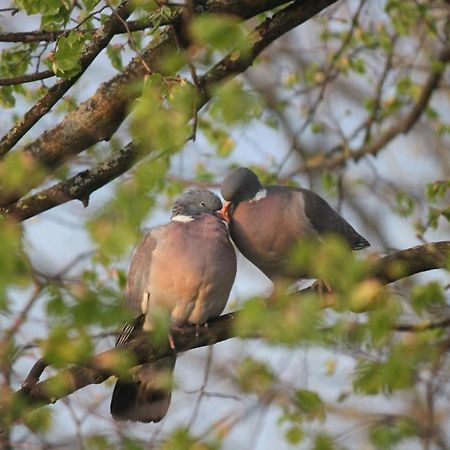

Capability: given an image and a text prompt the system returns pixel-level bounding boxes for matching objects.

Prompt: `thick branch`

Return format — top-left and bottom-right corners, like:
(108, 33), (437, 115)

(0, 241), (447, 425)
(371, 240), (450, 283)
(0, 314), (234, 426)
(2, 0), (339, 220)
(4, 143), (139, 221)
(0, 0), (338, 208)
(0, 1), (132, 157)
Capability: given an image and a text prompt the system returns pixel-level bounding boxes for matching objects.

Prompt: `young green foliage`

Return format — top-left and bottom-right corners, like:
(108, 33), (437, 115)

(48, 31), (86, 78)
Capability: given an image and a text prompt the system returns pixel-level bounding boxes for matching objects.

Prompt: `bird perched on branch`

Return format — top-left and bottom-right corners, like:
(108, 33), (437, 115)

(220, 167), (369, 281)
(110, 189), (236, 423)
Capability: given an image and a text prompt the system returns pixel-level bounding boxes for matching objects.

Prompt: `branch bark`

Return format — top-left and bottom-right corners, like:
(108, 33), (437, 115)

(0, 0), (133, 157)
(0, 17), (177, 43)
(2, 0), (339, 220)
(0, 70), (55, 87)
(0, 0), (295, 203)
(0, 241), (448, 425)
(0, 0), (314, 207)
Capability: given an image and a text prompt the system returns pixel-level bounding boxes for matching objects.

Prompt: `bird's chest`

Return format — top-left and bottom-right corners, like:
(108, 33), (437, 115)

(147, 219), (234, 324)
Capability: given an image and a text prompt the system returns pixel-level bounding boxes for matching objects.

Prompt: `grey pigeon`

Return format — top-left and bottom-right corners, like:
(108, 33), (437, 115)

(220, 167), (369, 281)
(110, 189), (237, 422)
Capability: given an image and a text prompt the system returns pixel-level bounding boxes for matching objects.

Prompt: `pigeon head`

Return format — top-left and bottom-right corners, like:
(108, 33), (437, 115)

(220, 167), (262, 205)
(171, 189), (222, 218)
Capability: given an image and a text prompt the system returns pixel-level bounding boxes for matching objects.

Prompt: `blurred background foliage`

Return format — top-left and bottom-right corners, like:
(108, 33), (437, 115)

(0, 0), (449, 449)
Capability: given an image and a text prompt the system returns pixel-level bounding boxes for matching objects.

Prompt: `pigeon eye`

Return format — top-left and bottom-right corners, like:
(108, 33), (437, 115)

(200, 202), (206, 207)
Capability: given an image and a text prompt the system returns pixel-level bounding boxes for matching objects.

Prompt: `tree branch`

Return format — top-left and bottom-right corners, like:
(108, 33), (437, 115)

(295, 43), (450, 174)
(3, 143), (139, 221)
(0, 17), (176, 43)
(0, 241), (448, 425)
(0, 0), (309, 207)
(371, 240), (450, 283)
(0, 70), (54, 87)
(1, 0), (339, 220)
(0, 1), (132, 157)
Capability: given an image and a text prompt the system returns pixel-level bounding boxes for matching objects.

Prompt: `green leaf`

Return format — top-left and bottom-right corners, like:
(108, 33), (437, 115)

(84, 435), (112, 450)
(367, 303), (397, 345)
(23, 407), (52, 433)
(190, 14), (248, 52)
(285, 426), (305, 444)
(0, 86), (16, 108)
(426, 180), (450, 201)
(294, 389), (324, 417)
(16, 0), (72, 28)
(236, 357), (275, 394)
(313, 433), (336, 450)
(199, 120), (235, 157)
(16, 0), (69, 15)
(162, 428), (220, 450)
(106, 44), (123, 71)
(83, 0), (100, 10)
(0, 219), (30, 311)
(50, 31), (85, 78)
(369, 419), (417, 450)
(353, 340), (424, 395)
(427, 206), (441, 229)
(0, 46), (31, 78)
(130, 75), (194, 152)
(393, 191), (415, 217)
(311, 122), (325, 134)
(321, 171), (338, 196)
(209, 80), (263, 126)
(349, 57), (365, 74)
(41, 326), (94, 367)
(411, 282), (446, 313)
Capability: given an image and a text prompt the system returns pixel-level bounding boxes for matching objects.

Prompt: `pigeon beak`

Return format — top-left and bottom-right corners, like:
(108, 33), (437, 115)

(218, 201), (231, 222)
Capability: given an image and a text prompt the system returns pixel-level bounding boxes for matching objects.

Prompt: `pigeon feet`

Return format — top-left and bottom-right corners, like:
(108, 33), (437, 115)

(169, 334), (176, 350)
(312, 279), (333, 295)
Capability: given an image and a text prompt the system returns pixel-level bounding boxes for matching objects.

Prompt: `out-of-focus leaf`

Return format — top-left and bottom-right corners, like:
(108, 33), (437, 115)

(369, 419), (417, 450)
(393, 191), (415, 217)
(130, 75), (194, 152)
(0, 219), (30, 311)
(209, 80), (263, 126)
(162, 428), (220, 450)
(294, 389), (324, 419)
(106, 44), (123, 71)
(236, 356), (275, 394)
(83, 0), (100, 10)
(285, 426), (305, 444)
(411, 282), (446, 313)
(313, 433), (336, 450)
(190, 14), (248, 53)
(23, 407), (52, 433)
(426, 180), (450, 201)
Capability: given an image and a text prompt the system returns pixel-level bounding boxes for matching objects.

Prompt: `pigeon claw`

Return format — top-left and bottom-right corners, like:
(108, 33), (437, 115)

(168, 334), (176, 351)
(312, 279), (333, 295)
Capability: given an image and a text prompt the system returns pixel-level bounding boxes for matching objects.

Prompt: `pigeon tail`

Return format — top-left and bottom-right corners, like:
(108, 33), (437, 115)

(110, 355), (176, 423)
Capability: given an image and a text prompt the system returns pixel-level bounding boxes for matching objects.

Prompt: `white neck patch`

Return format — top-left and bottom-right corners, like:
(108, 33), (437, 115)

(172, 214), (194, 222)
(249, 188), (267, 203)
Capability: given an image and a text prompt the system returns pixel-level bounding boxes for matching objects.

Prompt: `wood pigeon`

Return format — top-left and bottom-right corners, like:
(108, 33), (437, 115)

(110, 189), (237, 422)
(220, 167), (369, 281)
